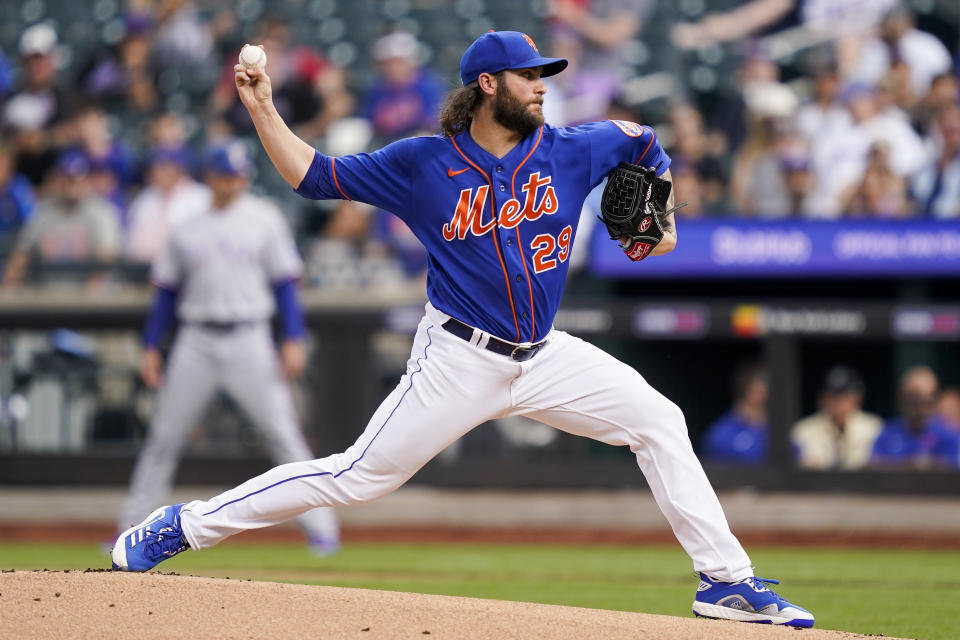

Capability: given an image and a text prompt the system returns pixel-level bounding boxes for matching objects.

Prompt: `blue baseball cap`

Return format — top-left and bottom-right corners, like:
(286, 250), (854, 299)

(459, 31), (567, 86)
(55, 149), (92, 176)
(203, 139), (251, 176)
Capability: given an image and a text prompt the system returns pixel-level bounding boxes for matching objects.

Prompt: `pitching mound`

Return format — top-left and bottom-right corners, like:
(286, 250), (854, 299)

(1, 571), (901, 640)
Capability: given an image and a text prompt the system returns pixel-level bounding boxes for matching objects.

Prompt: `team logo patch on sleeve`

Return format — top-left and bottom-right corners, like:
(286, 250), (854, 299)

(610, 120), (644, 137)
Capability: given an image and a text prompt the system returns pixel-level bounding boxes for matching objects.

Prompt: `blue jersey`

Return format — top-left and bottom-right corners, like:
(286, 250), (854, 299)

(701, 410), (768, 465)
(870, 417), (959, 469)
(296, 120), (670, 343)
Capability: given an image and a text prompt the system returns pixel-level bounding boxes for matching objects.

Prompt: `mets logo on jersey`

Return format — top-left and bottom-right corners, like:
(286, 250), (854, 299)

(521, 34), (539, 53)
(610, 120), (644, 137)
(442, 172), (558, 241)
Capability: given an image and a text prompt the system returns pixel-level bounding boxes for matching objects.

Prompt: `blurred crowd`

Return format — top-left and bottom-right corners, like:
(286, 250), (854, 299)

(702, 363), (960, 470)
(0, 0), (958, 293)
(664, 2), (960, 220)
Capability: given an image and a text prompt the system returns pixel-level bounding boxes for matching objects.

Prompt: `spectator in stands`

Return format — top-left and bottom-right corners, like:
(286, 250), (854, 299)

(780, 146), (817, 217)
(874, 55), (915, 116)
(3, 23), (68, 134)
(666, 103), (728, 216)
(362, 31), (443, 145)
(546, 0), (653, 125)
(126, 146), (208, 264)
(806, 82), (925, 218)
(276, 48), (353, 143)
(701, 364), (769, 464)
(667, 158), (705, 219)
(147, 112), (190, 149)
(76, 12), (159, 118)
(796, 61), (851, 147)
(846, 79), (927, 176)
(0, 144), (36, 258)
(729, 82), (803, 217)
(3, 23), (68, 188)
(707, 48), (785, 158)
(938, 387), (960, 436)
(850, 6), (952, 107)
(151, 0), (214, 67)
(870, 365), (960, 470)
(911, 105), (960, 219)
(791, 366), (882, 470)
(4, 102), (57, 190)
(842, 142), (911, 218)
(913, 72), (958, 136)
(2, 150), (121, 290)
(67, 106), (138, 218)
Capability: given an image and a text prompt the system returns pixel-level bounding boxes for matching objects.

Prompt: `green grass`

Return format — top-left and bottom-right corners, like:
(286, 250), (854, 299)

(2, 542), (958, 639)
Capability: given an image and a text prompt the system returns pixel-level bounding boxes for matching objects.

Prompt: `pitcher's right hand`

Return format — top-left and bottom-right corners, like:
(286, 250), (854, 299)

(235, 62), (273, 109)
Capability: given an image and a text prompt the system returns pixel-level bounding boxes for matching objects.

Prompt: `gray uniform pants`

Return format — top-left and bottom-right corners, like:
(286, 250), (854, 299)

(118, 322), (338, 543)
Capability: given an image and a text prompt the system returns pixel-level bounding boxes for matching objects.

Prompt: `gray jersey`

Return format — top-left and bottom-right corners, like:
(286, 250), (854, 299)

(152, 193), (302, 323)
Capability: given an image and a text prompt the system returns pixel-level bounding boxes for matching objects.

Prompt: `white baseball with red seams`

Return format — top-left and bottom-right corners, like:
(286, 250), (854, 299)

(239, 44), (266, 69)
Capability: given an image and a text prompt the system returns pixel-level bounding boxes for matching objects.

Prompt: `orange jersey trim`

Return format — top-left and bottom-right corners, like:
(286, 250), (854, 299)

(331, 157), (351, 200)
(449, 136), (521, 342)
(510, 125), (544, 341)
(635, 127), (655, 165)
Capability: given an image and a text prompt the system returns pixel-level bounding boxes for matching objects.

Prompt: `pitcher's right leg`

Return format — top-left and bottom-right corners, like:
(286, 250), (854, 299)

(118, 332), (218, 531)
(222, 324), (340, 550)
(177, 316), (515, 550)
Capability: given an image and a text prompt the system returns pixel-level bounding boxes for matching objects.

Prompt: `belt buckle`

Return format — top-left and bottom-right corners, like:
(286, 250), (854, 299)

(510, 344), (539, 362)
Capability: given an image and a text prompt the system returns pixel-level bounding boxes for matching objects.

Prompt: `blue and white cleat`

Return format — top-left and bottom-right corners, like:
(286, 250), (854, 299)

(111, 504), (190, 571)
(693, 573), (814, 628)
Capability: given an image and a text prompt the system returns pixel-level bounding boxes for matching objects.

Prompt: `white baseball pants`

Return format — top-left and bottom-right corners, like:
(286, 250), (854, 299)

(120, 322), (338, 543)
(180, 303), (752, 581)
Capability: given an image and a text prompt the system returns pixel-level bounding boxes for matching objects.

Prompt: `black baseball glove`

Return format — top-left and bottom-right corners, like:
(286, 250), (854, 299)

(599, 162), (684, 261)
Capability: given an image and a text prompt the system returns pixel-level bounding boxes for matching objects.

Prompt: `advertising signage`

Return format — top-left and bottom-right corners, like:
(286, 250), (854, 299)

(588, 220), (960, 278)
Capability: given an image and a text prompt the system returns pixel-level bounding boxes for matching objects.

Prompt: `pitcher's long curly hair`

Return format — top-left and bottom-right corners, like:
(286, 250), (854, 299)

(438, 73), (503, 137)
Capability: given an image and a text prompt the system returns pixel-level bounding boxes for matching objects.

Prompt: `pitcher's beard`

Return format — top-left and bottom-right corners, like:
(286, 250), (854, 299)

(493, 85), (543, 136)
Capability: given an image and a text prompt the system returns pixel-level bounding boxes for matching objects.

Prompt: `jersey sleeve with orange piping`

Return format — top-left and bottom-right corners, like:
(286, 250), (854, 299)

(573, 120), (671, 190)
(293, 137), (419, 222)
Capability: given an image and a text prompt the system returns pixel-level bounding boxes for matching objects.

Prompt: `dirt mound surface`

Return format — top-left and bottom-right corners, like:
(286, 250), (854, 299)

(0, 571), (902, 640)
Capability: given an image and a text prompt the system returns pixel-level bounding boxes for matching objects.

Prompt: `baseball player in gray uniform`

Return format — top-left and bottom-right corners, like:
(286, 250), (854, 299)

(116, 138), (339, 554)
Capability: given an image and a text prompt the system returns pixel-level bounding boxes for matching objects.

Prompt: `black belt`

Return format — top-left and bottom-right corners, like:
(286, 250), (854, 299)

(190, 320), (253, 332)
(441, 317), (546, 362)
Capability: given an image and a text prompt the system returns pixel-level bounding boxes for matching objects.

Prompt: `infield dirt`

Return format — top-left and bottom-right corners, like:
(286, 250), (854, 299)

(1, 570), (907, 640)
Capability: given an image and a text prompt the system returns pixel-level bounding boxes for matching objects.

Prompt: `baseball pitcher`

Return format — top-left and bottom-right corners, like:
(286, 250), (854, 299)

(112, 32), (812, 628)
